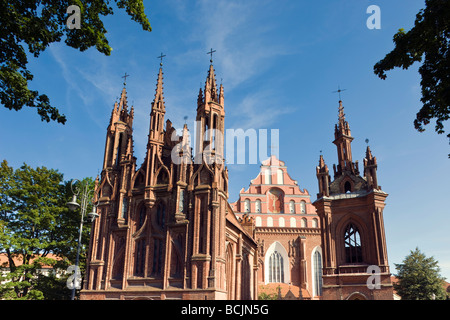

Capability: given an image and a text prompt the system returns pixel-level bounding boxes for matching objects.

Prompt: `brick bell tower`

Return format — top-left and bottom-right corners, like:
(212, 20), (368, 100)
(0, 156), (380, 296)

(80, 56), (250, 300)
(313, 100), (393, 300)
(189, 59), (228, 298)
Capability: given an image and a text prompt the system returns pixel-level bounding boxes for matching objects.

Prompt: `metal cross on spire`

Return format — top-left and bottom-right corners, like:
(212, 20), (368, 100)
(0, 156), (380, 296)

(122, 72), (130, 86)
(332, 85), (347, 101)
(157, 52), (166, 66)
(207, 48), (216, 63)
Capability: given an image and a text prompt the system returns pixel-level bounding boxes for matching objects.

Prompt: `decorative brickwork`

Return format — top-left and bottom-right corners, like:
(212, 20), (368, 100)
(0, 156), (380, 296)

(312, 100), (393, 300)
(231, 156), (323, 299)
(80, 63), (257, 300)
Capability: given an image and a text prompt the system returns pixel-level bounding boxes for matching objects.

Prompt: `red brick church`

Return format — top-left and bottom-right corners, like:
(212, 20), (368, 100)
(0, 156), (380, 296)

(80, 59), (393, 300)
(231, 155), (322, 299)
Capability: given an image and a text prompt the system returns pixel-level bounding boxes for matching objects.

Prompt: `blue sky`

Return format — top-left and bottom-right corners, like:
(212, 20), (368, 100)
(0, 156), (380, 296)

(1, 0), (449, 280)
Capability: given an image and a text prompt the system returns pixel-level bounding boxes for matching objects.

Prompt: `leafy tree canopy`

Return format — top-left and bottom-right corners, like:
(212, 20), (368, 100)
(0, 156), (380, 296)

(0, 160), (94, 300)
(0, 0), (151, 124)
(374, 0), (450, 155)
(394, 247), (447, 300)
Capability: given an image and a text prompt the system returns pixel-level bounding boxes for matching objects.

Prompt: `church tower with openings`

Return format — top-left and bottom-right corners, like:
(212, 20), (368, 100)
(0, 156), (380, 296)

(81, 58), (257, 300)
(312, 100), (393, 300)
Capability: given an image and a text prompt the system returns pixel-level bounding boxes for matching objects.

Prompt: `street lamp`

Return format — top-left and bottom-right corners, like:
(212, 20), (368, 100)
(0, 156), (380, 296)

(66, 179), (99, 300)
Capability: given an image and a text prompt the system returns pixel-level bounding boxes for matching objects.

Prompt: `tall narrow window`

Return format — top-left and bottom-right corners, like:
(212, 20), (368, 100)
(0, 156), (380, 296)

(300, 201), (306, 213)
(264, 168), (272, 184)
(244, 199), (250, 213)
(135, 239), (146, 276)
(178, 189), (185, 213)
(116, 133), (123, 166)
(313, 250), (323, 296)
(121, 197), (128, 220)
(198, 197), (206, 254)
(152, 238), (163, 276)
(344, 181), (352, 193)
(277, 169), (283, 184)
(344, 223), (362, 263)
(312, 218), (318, 228)
(301, 218), (307, 228)
(212, 114), (218, 150)
(268, 251), (284, 283)
(255, 199), (261, 213)
(290, 217), (296, 227)
(289, 200), (295, 213)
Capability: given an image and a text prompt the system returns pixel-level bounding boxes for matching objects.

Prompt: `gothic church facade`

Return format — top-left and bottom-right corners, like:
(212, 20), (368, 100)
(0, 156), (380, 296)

(80, 62), (258, 300)
(80, 60), (393, 300)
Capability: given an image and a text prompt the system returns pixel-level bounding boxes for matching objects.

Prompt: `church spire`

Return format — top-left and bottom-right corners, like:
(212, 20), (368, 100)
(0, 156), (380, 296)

(332, 99), (358, 177)
(103, 80), (134, 170)
(364, 144), (379, 189)
(195, 54), (225, 163)
(118, 86), (128, 112)
(204, 63), (218, 103)
(149, 64), (166, 144)
(197, 87), (203, 108)
(316, 154), (330, 197)
(153, 66), (166, 112)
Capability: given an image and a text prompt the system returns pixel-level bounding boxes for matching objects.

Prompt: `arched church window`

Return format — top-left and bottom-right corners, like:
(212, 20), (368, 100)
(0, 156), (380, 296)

(344, 181), (352, 193)
(301, 218), (307, 228)
(116, 132), (124, 166)
(134, 239), (146, 276)
(255, 199), (261, 213)
(289, 200), (295, 213)
(268, 251), (284, 283)
(244, 199), (250, 212)
(313, 250), (323, 296)
(344, 223), (362, 263)
(121, 197), (128, 220)
(178, 189), (185, 213)
(300, 201), (306, 213)
(312, 218), (318, 228)
(151, 238), (163, 276)
(212, 114), (218, 150)
(290, 217), (296, 227)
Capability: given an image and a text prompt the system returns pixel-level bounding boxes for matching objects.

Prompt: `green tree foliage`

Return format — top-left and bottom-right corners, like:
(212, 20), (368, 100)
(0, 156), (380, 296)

(394, 247), (447, 300)
(374, 0), (450, 155)
(0, 160), (94, 299)
(258, 292), (278, 300)
(0, 0), (151, 124)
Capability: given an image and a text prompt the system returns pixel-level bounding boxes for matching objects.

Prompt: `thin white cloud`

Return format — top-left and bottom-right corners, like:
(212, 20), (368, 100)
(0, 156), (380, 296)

(49, 45), (92, 106)
(170, 0), (289, 90)
(230, 91), (294, 129)
(49, 45), (115, 129)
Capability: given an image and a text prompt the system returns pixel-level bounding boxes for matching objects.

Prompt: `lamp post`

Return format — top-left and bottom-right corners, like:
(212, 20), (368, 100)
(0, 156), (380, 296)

(66, 179), (99, 300)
